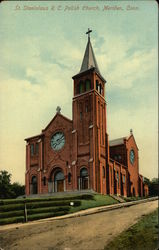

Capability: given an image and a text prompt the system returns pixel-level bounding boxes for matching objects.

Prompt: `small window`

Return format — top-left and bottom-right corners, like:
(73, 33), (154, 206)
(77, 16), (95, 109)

(86, 79), (91, 91)
(30, 144), (34, 156)
(96, 80), (98, 91)
(100, 85), (102, 94)
(80, 112), (82, 121)
(68, 173), (71, 184)
(35, 143), (39, 155)
(123, 175), (125, 183)
(118, 155), (121, 160)
(76, 84), (79, 95)
(103, 166), (105, 178)
(117, 172), (119, 182)
(43, 177), (46, 186)
(98, 84), (100, 93)
(79, 81), (84, 94)
(114, 155), (117, 160)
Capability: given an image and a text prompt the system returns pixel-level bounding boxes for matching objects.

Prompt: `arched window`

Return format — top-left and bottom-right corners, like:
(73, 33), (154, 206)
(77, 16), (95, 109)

(31, 176), (37, 194)
(80, 168), (88, 177)
(85, 79), (91, 91)
(123, 175), (125, 183)
(98, 84), (101, 93)
(68, 173), (71, 184)
(54, 171), (64, 181)
(76, 84), (79, 95)
(35, 143), (39, 155)
(103, 166), (105, 178)
(43, 177), (46, 186)
(30, 144), (34, 156)
(79, 81), (84, 94)
(96, 80), (98, 91)
(117, 172), (119, 183)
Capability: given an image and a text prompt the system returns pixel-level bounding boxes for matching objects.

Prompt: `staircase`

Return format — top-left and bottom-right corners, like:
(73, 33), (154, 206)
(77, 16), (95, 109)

(110, 194), (125, 203)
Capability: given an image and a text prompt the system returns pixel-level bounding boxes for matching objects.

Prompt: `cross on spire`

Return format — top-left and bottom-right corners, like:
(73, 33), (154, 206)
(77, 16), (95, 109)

(86, 28), (92, 41)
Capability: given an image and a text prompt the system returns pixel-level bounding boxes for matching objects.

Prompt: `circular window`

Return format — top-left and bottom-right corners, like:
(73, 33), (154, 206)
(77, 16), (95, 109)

(51, 132), (65, 151)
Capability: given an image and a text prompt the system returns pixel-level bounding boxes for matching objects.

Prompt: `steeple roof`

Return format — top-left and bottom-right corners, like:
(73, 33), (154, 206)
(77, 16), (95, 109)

(80, 38), (101, 75)
(73, 29), (106, 82)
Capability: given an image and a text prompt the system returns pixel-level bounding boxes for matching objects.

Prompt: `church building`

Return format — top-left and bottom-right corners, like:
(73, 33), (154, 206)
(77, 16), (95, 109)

(25, 30), (148, 197)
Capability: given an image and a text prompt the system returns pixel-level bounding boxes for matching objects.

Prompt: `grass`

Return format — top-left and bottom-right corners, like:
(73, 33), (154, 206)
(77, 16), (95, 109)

(104, 209), (159, 250)
(69, 194), (118, 213)
(0, 194), (118, 225)
(0, 194), (93, 205)
(121, 196), (149, 202)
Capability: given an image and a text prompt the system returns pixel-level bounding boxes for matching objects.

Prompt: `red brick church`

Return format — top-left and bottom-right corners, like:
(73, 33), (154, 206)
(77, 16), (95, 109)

(25, 30), (148, 197)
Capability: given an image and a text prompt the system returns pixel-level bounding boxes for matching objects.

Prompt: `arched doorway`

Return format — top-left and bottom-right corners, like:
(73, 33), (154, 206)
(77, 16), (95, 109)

(79, 167), (89, 190)
(54, 171), (65, 192)
(48, 168), (65, 193)
(31, 176), (37, 194)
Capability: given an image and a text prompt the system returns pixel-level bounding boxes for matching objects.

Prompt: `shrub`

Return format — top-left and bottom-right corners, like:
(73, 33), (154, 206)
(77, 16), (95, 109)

(27, 206), (70, 215)
(26, 200), (81, 209)
(0, 194), (94, 205)
(0, 200), (81, 213)
(0, 203), (24, 212)
(0, 210), (24, 219)
(0, 216), (24, 225)
(27, 211), (69, 221)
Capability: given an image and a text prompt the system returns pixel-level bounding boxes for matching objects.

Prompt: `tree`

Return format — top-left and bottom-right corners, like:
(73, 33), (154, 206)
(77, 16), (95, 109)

(149, 177), (159, 196)
(0, 170), (14, 198)
(11, 182), (25, 198)
(0, 170), (25, 199)
(143, 177), (159, 196)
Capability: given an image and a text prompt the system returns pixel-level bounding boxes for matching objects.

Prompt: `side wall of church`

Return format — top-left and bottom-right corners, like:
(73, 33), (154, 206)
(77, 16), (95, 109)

(126, 136), (139, 196)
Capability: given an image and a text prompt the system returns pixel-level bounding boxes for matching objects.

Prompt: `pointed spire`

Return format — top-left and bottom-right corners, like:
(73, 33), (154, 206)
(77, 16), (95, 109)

(72, 29), (106, 83)
(80, 29), (101, 74)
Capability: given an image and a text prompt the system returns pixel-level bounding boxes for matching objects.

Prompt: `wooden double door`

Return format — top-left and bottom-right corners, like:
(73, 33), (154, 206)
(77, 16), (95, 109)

(57, 180), (64, 192)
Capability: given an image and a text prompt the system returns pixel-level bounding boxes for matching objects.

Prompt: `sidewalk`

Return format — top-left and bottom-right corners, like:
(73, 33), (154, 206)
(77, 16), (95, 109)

(0, 196), (158, 232)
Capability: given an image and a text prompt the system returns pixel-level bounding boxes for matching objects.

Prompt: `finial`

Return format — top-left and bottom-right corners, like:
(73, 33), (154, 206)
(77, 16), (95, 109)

(86, 28), (92, 41)
(56, 106), (61, 114)
(130, 129), (133, 135)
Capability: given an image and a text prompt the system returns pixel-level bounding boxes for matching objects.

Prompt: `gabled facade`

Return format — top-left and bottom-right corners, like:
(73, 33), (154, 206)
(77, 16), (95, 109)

(25, 31), (148, 197)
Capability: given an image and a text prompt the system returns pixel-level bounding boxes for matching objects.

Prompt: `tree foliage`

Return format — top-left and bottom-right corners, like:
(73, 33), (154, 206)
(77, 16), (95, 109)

(144, 177), (159, 196)
(0, 170), (25, 199)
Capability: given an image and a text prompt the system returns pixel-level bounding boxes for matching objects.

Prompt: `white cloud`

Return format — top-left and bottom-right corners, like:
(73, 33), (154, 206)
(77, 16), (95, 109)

(0, 12), (157, 184)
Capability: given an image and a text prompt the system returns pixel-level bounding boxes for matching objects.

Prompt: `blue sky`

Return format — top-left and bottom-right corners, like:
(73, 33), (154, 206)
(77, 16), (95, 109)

(0, 1), (158, 184)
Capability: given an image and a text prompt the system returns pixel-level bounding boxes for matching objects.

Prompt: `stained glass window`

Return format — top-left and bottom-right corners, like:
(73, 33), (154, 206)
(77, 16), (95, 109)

(30, 144), (34, 156)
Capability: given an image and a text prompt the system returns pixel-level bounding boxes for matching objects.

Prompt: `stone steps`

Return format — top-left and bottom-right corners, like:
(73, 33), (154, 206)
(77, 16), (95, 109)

(110, 194), (125, 203)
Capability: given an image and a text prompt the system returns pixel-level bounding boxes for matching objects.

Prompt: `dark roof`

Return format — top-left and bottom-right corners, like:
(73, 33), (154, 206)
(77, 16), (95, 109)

(25, 133), (43, 141)
(80, 38), (100, 74)
(109, 137), (127, 147)
(109, 134), (139, 150)
(73, 37), (106, 82)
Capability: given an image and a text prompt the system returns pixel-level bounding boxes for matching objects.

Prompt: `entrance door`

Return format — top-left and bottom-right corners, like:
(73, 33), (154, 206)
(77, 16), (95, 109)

(31, 176), (37, 194)
(80, 168), (89, 190)
(54, 170), (65, 192)
(57, 180), (64, 192)
(83, 177), (88, 189)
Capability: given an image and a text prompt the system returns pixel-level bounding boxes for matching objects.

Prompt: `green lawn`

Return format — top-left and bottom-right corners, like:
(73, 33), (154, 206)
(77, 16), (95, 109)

(0, 194), (118, 225)
(104, 209), (159, 250)
(69, 194), (118, 213)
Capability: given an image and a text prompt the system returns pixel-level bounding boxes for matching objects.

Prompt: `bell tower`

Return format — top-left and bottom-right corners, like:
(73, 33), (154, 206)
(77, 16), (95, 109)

(72, 29), (109, 194)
